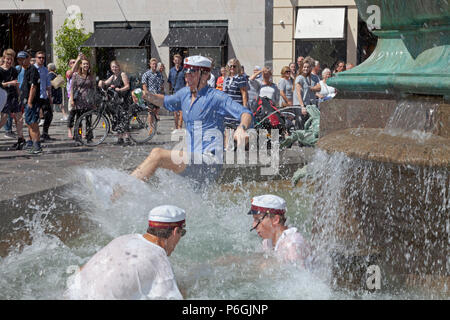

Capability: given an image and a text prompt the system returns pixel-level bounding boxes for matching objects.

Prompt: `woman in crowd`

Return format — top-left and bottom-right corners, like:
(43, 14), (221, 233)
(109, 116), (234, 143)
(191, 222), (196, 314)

(289, 62), (297, 82)
(215, 66), (226, 91)
(68, 59), (95, 140)
(293, 59), (321, 129)
(223, 58), (248, 107)
(249, 66), (280, 106)
(47, 63), (65, 121)
(223, 58), (249, 149)
(316, 68), (337, 102)
(278, 66), (293, 108)
(0, 49), (25, 149)
(98, 60), (131, 144)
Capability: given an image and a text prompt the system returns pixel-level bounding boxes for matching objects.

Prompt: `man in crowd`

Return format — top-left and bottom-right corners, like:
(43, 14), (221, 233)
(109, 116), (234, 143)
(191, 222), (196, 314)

(142, 58), (164, 124)
(3, 51), (27, 140)
(248, 194), (310, 266)
(21, 51), (42, 154)
(65, 205), (186, 299)
(34, 51), (54, 141)
(131, 55), (252, 183)
(311, 60), (321, 80)
(167, 54), (185, 131)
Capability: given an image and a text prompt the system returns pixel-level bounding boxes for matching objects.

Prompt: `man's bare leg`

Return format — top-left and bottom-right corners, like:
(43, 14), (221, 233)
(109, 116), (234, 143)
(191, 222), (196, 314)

(131, 147), (187, 182)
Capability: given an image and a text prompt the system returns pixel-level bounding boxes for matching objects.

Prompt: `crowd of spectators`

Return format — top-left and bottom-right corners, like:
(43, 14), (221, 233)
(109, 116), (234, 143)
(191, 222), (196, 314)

(0, 46), (355, 153)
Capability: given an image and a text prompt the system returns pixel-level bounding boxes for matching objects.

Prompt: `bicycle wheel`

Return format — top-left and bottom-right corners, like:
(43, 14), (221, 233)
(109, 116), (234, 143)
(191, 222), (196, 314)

(74, 110), (110, 146)
(128, 108), (157, 144)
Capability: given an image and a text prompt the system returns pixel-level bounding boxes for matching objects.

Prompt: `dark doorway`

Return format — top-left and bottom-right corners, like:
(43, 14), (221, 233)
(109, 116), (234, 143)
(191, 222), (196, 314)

(0, 11), (52, 61)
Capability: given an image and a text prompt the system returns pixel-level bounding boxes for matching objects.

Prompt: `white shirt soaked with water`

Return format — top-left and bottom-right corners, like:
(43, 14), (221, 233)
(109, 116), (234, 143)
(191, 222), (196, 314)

(64, 234), (182, 300)
(262, 227), (310, 266)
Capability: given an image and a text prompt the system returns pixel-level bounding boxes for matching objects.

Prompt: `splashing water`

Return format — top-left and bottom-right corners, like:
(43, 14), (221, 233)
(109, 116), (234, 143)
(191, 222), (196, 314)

(0, 165), (444, 299)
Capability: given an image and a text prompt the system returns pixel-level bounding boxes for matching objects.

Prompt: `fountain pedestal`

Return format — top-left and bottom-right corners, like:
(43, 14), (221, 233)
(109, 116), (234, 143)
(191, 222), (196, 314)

(313, 0), (450, 294)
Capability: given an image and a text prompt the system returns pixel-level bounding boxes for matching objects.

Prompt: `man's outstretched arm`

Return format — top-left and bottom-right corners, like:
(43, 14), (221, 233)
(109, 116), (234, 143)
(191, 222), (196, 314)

(144, 92), (165, 107)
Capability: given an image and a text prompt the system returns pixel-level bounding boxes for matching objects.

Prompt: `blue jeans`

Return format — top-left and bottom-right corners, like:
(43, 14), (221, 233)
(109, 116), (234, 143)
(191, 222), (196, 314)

(4, 114), (13, 132)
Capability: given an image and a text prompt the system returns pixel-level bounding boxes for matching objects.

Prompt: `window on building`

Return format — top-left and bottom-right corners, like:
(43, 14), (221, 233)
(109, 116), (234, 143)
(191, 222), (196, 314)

(82, 21), (151, 86)
(161, 20), (228, 77)
(0, 11), (52, 61)
(294, 7), (347, 70)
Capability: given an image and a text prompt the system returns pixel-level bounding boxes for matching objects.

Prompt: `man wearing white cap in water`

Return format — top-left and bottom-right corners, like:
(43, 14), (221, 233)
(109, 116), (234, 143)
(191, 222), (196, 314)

(131, 55), (252, 183)
(248, 194), (310, 266)
(65, 205), (186, 300)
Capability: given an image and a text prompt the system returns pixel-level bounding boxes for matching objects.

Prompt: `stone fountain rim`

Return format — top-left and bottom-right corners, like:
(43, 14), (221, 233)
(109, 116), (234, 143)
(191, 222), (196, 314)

(317, 128), (450, 168)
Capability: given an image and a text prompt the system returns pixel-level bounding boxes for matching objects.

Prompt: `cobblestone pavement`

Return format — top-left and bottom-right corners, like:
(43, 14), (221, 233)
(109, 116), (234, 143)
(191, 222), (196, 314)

(0, 112), (175, 201)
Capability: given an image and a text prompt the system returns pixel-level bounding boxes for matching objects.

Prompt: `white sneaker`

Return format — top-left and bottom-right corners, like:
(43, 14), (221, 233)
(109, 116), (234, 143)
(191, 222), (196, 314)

(39, 119), (45, 126)
(171, 129), (185, 135)
(60, 116), (68, 121)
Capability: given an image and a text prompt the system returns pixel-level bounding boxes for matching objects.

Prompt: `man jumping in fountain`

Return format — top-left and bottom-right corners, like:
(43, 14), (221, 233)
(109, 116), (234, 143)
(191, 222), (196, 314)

(131, 55), (252, 183)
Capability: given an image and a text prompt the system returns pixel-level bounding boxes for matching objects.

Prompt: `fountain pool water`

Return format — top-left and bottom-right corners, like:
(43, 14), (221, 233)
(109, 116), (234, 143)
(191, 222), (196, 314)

(0, 166), (444, 299)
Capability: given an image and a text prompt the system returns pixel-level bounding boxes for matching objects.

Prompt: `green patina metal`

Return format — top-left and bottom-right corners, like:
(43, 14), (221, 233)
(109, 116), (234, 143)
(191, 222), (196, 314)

(327, 0), (450, 96)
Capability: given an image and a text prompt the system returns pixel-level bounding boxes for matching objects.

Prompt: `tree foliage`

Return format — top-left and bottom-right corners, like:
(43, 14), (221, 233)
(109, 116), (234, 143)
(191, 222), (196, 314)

(53, 14), (92, 77)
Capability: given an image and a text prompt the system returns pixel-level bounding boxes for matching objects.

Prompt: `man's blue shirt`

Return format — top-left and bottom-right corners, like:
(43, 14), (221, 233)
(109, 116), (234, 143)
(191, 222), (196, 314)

(16, 65), (25, 88)
(168, 66), (186, 93)
(34, 64), (51, 99)
(164, 85), (252, 155)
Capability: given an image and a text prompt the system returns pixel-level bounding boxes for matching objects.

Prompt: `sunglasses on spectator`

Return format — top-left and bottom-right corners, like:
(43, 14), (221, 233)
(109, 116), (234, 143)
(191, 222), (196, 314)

(285, 71), (291, 73)
(36, 56), (45, 59)
(180, 228), (187, 237)
(228, 65), (237, 68)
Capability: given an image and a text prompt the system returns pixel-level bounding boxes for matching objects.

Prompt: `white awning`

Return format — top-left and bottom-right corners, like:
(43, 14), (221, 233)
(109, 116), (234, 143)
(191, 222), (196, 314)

(294, 7), (346, 39)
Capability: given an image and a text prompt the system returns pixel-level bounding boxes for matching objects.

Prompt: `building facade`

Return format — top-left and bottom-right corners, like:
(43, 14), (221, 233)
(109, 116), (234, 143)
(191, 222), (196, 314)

(0, 0), (272, 81)
(272, 0), (377, 81)
(1, 0), (375, 83)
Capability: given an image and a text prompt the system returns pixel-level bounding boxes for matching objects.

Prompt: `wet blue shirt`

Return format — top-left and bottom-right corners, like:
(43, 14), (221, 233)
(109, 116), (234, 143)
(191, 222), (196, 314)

(164, 85), (253, 155)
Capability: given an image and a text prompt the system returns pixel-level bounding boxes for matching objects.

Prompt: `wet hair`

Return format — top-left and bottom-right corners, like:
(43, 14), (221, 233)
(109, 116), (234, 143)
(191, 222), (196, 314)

(2, 48), (16, 59)
(146, 227), (182, 239)
(269, 213), (287, 225)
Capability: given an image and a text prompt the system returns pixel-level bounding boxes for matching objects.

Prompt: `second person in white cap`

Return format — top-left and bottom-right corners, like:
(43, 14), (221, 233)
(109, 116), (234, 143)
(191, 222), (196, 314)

(64, 205), (187, 300)
(248, 194), (310, 266)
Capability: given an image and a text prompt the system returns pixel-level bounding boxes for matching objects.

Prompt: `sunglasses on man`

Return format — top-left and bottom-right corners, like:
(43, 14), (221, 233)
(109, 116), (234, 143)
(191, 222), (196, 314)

(250, 212), (268, 232)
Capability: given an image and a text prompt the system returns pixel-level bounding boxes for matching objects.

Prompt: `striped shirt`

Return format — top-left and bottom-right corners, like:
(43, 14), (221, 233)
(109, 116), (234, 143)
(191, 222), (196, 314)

(223, 75), (247, 105)
(142, 69), (164, 94)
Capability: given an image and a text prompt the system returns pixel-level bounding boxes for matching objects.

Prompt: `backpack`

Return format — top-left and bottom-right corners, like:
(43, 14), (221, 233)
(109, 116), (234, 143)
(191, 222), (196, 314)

(252, 96), (284, 129)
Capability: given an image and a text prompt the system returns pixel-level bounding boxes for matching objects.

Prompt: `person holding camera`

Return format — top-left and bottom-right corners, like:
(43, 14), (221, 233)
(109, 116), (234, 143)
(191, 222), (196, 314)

(68, 58), (95, 140)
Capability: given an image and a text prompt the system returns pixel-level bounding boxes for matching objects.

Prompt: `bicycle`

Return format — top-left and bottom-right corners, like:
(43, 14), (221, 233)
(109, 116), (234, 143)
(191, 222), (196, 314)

(74, 87), (158, 146)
